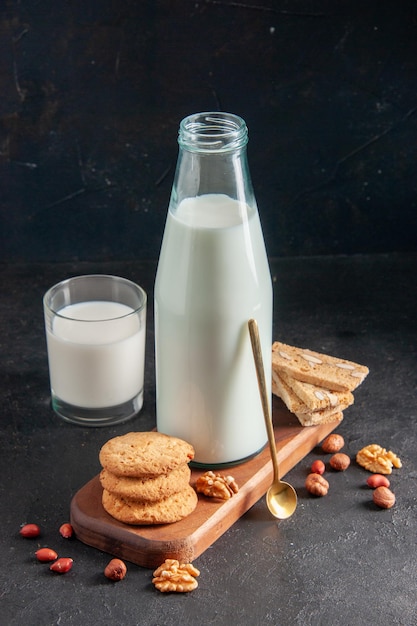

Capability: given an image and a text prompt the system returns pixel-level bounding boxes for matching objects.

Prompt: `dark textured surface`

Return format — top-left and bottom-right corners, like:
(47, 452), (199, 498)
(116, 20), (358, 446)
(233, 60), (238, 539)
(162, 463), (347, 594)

(1, 1), (417, 262)
(1, 254), (416, 625)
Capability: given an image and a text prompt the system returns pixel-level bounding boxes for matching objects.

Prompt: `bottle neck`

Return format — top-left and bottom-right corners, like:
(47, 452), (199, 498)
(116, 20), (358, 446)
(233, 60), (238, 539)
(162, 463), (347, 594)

(171, 112), (255, 209)
(178, 112), (248, 154)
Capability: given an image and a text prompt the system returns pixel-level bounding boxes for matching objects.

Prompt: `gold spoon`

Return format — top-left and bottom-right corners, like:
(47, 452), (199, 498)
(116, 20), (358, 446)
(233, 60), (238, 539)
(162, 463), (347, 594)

(248, 318), (297, 520)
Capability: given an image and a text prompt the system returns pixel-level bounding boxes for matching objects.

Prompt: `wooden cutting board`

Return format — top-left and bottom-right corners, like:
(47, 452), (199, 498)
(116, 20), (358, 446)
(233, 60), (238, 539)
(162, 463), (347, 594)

(70, 398), (340, 569)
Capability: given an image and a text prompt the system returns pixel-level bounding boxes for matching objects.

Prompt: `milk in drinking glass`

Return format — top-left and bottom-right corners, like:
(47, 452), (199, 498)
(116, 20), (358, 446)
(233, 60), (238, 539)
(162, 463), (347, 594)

(44, 275), (146, 426)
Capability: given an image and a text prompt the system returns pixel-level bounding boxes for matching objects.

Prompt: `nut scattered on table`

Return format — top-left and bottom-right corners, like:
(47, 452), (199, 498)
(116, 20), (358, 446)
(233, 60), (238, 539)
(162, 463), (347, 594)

(104, 558), (127, 581)
(373, 486), (396, 509)
(356, 444), (402, 475)
(310, 459), (325, 475)
(152, 559), (200, 592)
(195, 471), (239, 500)
(329, 452), (351, 471)
(35, 548), (58, 562)
(59, 523), (73, 539)
(50, 557), (73, 574)
(305, 473), (329, 496)
(321, 433), (345, 454)
(366, 474), (390, 489)
(19, 523), (41, 538)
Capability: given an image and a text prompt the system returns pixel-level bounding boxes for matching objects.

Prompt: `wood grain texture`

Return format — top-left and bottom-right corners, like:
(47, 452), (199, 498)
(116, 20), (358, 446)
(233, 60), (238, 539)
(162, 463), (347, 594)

(70, 400), (340, 568)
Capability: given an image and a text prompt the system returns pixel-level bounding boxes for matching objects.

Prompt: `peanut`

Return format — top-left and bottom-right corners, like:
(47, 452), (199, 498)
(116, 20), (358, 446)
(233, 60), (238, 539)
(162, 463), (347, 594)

(310, 460), (325, 475)
(50, 557), (73, 574)
(59, 523), (73, 539)
(104, 558), (127, 581)
(19, 523), (41, 538)
(35, 548), (58, 562)
(366, 474), (390, 489)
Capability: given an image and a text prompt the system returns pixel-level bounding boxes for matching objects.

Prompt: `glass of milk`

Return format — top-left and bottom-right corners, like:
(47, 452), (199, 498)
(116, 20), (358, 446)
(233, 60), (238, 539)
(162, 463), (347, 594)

(43, 274), (147, 426)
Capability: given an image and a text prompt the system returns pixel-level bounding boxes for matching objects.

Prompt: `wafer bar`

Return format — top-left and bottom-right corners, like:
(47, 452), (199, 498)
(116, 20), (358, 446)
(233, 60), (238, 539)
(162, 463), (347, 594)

(272, 341), (369, 392)
(279, 370), (354, 412)
(272, 371), (349, 426)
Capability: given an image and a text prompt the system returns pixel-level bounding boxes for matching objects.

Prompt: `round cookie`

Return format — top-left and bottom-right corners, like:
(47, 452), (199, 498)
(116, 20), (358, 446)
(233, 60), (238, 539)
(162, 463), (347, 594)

(99, 431), (195, 478)
(99, 464), (191, 502)
(102, 484), (198, 525)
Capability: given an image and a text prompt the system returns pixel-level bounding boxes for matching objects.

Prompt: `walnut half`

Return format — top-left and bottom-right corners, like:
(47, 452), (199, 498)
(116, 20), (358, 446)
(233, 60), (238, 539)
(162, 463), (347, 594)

(356, 444), (402, 475)
(195, 471), (239, 500)
(152, 559), (200, 593)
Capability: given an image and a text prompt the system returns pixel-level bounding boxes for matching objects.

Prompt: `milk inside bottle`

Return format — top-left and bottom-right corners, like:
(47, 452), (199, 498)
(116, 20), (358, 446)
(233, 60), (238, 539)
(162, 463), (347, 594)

(154, 113), (272, 466)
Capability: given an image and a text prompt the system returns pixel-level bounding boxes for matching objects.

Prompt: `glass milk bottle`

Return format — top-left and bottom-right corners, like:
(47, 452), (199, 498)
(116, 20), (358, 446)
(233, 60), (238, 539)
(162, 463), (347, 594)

(154, 112), (272, 466)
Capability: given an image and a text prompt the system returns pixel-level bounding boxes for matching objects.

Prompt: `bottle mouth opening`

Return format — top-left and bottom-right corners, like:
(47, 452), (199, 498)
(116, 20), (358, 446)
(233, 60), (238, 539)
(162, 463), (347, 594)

(178, 112), (248, 153)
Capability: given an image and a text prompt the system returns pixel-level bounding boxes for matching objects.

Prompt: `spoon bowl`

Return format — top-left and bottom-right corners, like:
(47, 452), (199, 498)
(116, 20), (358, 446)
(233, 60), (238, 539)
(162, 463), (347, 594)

(266, 481), (298, 520)
(248, 319), (297, 520)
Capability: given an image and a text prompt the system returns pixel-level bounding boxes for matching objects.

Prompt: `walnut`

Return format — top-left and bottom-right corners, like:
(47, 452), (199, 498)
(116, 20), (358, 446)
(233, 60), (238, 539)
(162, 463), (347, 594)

(195, 471), (239, 500)
(152, 559), (200, 593)
(356, 444), (402, 475)
(305, 473), (329, 496)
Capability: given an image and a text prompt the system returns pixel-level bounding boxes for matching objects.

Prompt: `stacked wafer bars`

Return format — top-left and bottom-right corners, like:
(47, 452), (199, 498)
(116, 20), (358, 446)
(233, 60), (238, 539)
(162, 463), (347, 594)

(271, 341), (369, 426)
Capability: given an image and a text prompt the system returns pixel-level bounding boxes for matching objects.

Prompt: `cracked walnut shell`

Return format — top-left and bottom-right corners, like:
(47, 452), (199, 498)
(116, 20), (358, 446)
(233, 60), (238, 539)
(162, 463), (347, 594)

(195, 471), (239, 500)
(356, 444), (402, 475)
(152, 559), (200, 592)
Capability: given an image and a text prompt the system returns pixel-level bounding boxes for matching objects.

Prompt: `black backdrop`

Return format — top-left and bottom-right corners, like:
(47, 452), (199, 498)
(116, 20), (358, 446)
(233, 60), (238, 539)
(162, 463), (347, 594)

(1, 0), (416, 262)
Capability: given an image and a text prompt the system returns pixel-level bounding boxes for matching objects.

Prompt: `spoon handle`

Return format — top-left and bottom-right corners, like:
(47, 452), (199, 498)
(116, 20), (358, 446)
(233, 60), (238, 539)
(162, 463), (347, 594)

(248, 319), (281, 483)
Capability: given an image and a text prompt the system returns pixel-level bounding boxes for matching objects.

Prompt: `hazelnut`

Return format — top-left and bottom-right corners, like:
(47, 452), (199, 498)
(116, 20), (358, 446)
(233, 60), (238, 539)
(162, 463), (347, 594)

(329, 452), (350, 471)
(321, 433), (345, 453)
(305, 473), (329, 496)
(104, 558), (127, 581)
(373, 486), (395, 509)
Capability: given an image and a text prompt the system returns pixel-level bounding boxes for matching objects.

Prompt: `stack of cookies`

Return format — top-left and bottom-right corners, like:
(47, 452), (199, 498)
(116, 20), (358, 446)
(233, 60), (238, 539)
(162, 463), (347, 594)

(271, 341), (369, 426)
(99, 431), (198, 525)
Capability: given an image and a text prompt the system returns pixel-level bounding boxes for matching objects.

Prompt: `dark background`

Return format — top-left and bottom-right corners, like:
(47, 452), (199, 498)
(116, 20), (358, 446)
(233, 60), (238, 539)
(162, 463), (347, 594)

(1, 0), (416, 263)
(1, 4), (417, 622)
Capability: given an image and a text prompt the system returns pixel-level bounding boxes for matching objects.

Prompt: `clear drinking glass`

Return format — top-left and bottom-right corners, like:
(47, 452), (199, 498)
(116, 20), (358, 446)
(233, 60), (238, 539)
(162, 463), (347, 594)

(43, 274), (147, 426)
